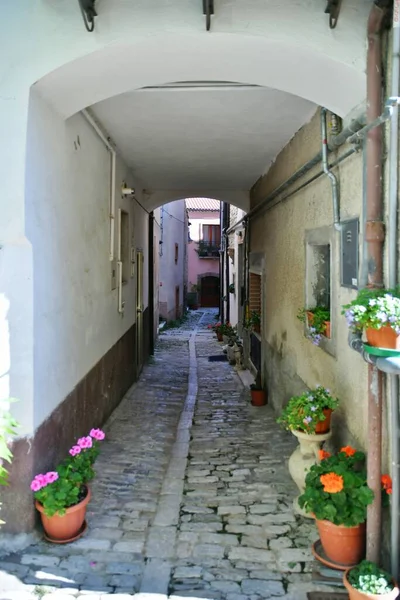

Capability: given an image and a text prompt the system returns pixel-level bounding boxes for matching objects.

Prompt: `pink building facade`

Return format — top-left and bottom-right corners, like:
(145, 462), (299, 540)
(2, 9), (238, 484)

(186, 198), (221, 308)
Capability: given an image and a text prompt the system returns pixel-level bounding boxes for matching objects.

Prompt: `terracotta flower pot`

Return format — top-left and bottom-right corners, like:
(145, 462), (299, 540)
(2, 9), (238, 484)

(314, 408), (333, 434)
(217, 332), (223, 342)
(366, 326), (400, 350)
(251, 389), (267, 406)
(343, 570), (399, 600)
(316, 519), (366, 566)
(307, 312), (331, 339)
(36, 486), (91, 542)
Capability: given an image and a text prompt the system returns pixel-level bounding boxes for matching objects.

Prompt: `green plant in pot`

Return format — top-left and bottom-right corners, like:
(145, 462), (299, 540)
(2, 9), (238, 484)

(277, 385), (339, 434)
(31, 428), (105, 543)
(250, 372), (267, 406)
(298, 447), (375, 567)
(245, 310), (261, 333)
(342, 288), (400, 349)
(344, 560), (399, 600)
(297, 306), (330, 346)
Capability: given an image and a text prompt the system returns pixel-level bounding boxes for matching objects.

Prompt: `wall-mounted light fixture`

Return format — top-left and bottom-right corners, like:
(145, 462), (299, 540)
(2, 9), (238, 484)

(121, 182), (135, 197)
(78, 0), (97, 32)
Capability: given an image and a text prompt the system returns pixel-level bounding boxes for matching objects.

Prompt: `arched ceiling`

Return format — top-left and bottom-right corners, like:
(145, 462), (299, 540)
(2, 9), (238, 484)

(91, 85), (315, 199)
(19, 0), (373, 212)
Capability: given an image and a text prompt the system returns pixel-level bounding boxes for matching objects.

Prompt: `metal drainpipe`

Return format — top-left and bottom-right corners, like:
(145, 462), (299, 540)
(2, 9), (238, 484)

(365, 1), (387, 564)
(388, 0), (400, 579)
(321, 108), (341, 230)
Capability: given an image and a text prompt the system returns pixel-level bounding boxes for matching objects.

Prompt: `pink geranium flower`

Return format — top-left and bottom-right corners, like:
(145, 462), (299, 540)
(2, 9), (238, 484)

(45, 471), (59, 484)
(30, 479), (42, 492)
(77, 436), (93, 449)
(69, 445), (81, 456)
(89, 428), (105, 441)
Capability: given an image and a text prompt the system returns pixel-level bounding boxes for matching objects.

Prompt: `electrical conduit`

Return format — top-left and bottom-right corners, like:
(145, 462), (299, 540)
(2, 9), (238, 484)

(82, 109), (116, 261)
(320, 108), (341, 230)
(388, 0), (400, 580)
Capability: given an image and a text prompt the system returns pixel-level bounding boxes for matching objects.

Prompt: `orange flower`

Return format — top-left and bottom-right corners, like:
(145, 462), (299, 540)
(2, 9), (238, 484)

(340, 446), (356, 457)
(382, 474), (392, 490)
(318, 449), (331, 461)
(320, 472), (344, 493)
(386, 487), (393, 495)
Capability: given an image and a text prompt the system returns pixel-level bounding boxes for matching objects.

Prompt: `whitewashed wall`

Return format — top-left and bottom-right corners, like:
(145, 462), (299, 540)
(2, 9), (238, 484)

(25, 91), (149, 430)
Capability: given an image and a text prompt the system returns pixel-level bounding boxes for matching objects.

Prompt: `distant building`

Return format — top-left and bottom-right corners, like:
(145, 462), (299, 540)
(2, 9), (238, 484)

(186, 198), (221, 309)
(158, 201), (188, 322)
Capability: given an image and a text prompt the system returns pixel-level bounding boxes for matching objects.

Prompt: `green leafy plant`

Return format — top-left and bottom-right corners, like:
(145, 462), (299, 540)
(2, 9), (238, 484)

(277, 385), (339, 433)
(209, 321), (235, 337)
(195, 240), (220, 257)
(0, 398), (19, 526)
(297, 306), (330, 345)
(245, 311), (261, 330)
(228, 283), (235, 294)
(342, 288), (400, 332)
(348, 560), (395, 595)
(298, 447), (374, 526)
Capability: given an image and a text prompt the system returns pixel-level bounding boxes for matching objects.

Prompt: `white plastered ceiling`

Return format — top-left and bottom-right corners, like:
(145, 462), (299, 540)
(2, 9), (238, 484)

(91, 86), (315, 197)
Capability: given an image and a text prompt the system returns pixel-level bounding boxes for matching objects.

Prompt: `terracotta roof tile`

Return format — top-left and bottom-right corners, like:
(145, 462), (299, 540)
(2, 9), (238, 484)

(185, 198), (221, 211)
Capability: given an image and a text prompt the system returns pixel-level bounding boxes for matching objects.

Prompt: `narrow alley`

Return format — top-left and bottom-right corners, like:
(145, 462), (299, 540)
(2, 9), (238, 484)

(1, 311), (336, 599)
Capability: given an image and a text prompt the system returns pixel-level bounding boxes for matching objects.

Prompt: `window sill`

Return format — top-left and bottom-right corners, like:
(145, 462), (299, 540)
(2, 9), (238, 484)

(304, 327), (336, 357)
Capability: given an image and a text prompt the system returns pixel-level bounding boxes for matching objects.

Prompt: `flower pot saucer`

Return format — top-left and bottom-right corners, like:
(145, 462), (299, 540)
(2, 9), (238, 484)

(362, 343), (400, 358)
(43, 519), (88, 544)
(312, 539), (359, 571)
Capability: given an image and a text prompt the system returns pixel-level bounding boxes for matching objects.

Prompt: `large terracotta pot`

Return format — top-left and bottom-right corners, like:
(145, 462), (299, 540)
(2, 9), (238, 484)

(366, 326), (400, 350)
(250, 389), (267, 406)
(343, 570), (399, 600)
(36, 486), (91, 542)
(217, 332), (223, 342)
(316, 519), (366, 566)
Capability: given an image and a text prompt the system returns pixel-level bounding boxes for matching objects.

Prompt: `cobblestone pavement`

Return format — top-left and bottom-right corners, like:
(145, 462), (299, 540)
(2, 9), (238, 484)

(0, 309), (334, 600)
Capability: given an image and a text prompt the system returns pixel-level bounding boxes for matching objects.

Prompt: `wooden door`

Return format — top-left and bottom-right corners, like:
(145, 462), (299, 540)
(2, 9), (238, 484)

(200, 276), (220, 307)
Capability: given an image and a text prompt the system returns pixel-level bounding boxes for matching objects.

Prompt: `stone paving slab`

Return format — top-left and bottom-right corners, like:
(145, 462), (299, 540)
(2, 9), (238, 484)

(0, 309), (337, 600)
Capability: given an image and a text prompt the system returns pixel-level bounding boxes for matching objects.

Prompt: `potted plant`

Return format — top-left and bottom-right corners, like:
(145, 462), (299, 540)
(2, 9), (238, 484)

(342, 288), (400, 349)
(246, 311), (261, 334)
(344, 560), (399, 600)
(187, 285), (199, 310)
(297, 307), (331, 346)
(209, 321), (224, 341)
(277, 385), (339, 435)
(222, 322), (235, 344)
(277, 386), (338, 515)
(31, 428), (105, 542)
(250, 372), (267, 406)
(298, 447), (375, 566)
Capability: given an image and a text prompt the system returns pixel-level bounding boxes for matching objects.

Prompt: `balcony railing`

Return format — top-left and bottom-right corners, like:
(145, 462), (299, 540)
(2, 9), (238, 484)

(195, 240), (220, 258)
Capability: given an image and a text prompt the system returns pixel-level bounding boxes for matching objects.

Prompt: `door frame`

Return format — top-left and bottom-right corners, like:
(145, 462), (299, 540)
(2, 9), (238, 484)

(136, 250), (144, 374)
